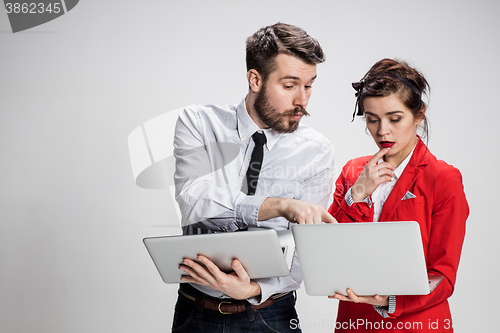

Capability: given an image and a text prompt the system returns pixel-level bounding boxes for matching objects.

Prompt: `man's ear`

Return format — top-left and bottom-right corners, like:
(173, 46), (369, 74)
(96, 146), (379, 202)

(247, 69), (263, 93)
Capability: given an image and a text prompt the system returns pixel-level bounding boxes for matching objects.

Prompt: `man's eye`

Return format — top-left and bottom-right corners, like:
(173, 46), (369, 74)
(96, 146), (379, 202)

(284, 85), (293, 89)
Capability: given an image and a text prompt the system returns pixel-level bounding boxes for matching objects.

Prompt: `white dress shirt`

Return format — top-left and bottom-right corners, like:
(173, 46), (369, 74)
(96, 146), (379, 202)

(173, 98), (335, 303)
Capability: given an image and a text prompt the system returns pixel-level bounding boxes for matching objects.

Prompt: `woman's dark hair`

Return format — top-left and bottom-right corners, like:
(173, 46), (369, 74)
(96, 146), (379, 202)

(246, 22), (325, 82)
(352, 58), (430, 138)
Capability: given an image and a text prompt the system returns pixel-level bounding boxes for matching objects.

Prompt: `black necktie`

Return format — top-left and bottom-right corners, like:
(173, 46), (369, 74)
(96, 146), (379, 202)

(246, 131), (267, 195)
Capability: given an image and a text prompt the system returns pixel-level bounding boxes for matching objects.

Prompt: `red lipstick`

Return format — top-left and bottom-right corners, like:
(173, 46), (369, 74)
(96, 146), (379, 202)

(380, 141), (395, 148)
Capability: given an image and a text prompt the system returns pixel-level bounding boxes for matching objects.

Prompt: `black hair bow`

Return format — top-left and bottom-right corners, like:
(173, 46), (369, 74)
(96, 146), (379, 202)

(352, 81), (364, 96)
(351, 81), (364, 121)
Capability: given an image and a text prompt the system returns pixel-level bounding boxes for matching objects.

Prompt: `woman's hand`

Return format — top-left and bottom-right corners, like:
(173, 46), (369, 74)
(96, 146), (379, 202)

(350, 148), (395, 202)
(329, 288), (389, 307)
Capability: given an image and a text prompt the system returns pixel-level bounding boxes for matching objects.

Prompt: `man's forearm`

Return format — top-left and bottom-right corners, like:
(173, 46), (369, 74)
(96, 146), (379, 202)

(258, 197), (289, 221)
(258, 197), (336, 224)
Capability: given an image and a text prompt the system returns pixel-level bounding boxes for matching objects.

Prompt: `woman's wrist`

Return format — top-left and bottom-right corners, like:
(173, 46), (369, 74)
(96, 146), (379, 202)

(351, 185), (367, 203)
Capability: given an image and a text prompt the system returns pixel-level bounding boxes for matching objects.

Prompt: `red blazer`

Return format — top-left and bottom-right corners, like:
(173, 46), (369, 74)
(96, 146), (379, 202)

(328, 138), (469, 332)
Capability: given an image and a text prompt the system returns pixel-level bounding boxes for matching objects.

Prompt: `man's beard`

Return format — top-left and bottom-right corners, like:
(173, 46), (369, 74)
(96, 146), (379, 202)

(253, 85), (309, 134)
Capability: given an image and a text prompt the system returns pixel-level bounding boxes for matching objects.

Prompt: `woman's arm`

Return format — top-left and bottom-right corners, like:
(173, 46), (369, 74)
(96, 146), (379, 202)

(328, 158), (374, 222)
(387, 166), (469, 318)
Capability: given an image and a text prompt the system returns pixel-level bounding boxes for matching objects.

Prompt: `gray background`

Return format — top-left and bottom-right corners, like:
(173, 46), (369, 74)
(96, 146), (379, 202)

(1, 0), (498, 332)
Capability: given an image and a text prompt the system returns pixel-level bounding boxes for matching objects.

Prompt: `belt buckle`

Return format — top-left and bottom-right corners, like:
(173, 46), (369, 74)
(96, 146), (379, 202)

(218, 301), (232, 314)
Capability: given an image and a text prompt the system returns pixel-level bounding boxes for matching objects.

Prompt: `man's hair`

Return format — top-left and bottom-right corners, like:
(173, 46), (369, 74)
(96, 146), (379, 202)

(246, 22), (325, 81)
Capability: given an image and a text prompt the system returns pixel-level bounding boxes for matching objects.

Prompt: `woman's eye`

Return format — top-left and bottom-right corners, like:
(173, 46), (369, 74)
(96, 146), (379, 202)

(367, 118), (379, 123)
(390, 117), (401, 123)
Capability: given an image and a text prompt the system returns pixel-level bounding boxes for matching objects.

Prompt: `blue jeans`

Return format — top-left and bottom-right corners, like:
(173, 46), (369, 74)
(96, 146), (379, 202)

(171, 284), (302, 332)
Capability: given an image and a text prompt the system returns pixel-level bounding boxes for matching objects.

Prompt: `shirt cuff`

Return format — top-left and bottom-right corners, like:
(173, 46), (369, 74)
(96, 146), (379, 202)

(235, 195), (268, 229)
(246, 278), (277, 305)
(388, 295), (396, 314)
(345, 188), (372, 207)
(373, 295), (396, 318)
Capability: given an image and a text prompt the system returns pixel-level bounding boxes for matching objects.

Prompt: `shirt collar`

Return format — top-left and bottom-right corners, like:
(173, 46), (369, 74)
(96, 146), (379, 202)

(236, 98), (283, 151)
(378, 145), (416, 181)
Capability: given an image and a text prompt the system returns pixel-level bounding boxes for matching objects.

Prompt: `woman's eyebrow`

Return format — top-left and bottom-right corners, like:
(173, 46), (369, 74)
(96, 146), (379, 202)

(365, 110), (404, 116)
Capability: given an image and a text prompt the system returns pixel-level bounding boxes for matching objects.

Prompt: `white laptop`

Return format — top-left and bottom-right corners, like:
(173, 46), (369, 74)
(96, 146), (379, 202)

(292, 221), (442, 296)
(143, 228), (290, 283)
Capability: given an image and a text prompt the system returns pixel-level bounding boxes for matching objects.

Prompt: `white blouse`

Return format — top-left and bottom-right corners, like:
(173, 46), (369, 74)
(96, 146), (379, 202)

(371, 148), (414, 222)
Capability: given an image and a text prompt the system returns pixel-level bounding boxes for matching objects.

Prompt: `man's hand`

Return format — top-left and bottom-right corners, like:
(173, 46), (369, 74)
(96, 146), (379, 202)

(179, 255), (261, 300)
(259, 197), (337, 224)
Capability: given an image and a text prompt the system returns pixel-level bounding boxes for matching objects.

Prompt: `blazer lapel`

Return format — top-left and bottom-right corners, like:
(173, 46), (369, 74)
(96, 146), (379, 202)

(378, 138), (429, 222)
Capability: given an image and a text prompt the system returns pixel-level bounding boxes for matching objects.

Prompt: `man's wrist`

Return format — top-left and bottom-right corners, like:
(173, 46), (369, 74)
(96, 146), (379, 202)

(259, 197), (290, 221)
(248, 281), (262, 299)
(276, 197), (291, 218)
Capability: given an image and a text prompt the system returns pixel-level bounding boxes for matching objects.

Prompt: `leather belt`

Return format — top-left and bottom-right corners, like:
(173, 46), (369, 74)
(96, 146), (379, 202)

(179, 287), (291, 314)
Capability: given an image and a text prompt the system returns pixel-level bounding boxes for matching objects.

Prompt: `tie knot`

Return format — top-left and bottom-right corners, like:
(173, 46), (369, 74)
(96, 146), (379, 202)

(252, 131), (267, 146)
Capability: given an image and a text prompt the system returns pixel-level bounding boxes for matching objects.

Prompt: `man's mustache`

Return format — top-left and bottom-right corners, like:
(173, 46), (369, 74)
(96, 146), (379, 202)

(282, 107), (310, 117)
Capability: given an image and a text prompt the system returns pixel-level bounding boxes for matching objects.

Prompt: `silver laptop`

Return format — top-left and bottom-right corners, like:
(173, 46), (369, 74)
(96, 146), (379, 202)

(292, 221), (438, 296)
(143, 228), (290, 283)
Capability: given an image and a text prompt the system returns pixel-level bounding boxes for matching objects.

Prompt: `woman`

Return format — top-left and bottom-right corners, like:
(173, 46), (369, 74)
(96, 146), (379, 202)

(328, 59), (468, 332)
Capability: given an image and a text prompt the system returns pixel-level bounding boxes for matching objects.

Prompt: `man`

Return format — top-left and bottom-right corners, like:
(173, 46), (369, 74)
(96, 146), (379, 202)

(172, 22), (335, 332)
